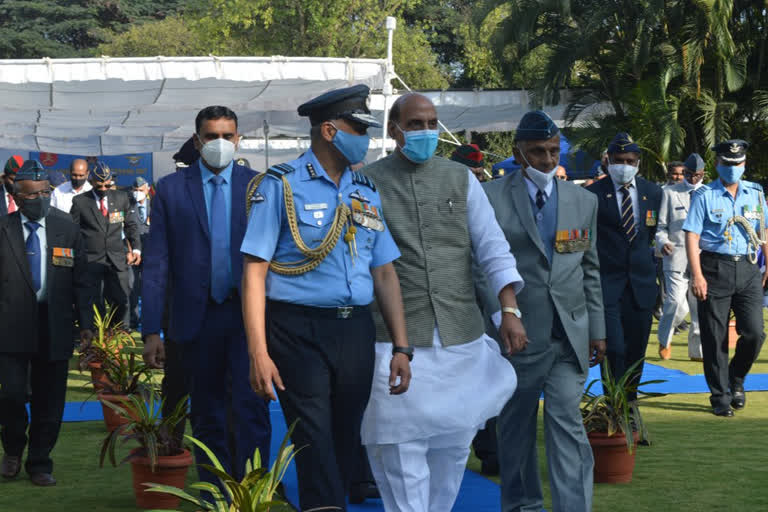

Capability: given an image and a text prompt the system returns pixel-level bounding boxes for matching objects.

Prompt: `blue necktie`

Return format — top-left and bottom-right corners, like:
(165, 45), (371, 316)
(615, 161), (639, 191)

(25, 221), (41, 292)
(138, 204), (146, 224)
(620, 185), (637, 243)
(210, 175), (230, 303)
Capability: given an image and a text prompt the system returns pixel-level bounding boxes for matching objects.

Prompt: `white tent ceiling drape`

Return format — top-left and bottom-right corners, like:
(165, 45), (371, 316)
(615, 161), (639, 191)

(0, 57), (610, 156)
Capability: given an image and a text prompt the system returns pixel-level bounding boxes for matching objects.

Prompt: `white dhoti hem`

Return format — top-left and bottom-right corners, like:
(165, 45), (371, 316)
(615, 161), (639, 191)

(361, 330), (517, 511)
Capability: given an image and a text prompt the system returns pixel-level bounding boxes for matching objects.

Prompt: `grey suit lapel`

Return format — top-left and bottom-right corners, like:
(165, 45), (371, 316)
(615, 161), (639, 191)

(508, 172), (548, 259)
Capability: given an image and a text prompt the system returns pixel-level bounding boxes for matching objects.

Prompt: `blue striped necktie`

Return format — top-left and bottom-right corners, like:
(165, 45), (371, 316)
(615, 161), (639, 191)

(25, 221), (42, 292)
(620, 185), (637, 243)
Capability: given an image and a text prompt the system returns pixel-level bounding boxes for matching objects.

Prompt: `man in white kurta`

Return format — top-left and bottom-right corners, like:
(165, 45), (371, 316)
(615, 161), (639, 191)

(360, 93), (523, 512)
(50, 159), (92, 214)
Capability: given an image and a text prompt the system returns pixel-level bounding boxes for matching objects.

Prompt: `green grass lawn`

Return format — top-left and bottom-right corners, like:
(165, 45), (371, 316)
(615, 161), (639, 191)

(2, 321), (767, 511)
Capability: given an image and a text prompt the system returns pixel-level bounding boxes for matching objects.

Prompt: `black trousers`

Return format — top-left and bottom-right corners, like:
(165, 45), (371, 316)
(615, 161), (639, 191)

(267, 300), (375, 512)
(161, 339), (191, 444)
(698, 254), (765, 408)
(129, 263), (143, 330)
(0, 306), (68, 475)
(83, 261), (131, 328)
(602, 285), (654, 401)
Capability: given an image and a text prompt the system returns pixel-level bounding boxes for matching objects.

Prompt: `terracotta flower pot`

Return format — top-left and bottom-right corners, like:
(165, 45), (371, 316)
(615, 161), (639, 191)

(728, 319), (738, 349)
(98, 393), (133, 432)
(129, 448), (193, 510)
(88, 362), (110, 392)
(588, 431), (638, 484)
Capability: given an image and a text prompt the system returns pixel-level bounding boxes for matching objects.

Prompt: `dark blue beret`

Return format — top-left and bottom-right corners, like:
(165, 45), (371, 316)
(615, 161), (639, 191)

(684, 153), (705, 172)
(514, 110), (559, 141)
(89, 161), (112, 182)
(607, 132), (640, 154)
(298, 84), (381, 128)
(47, 170), (67, 187)
(711, 139), (748, 163)
(15, 160), (49, 182)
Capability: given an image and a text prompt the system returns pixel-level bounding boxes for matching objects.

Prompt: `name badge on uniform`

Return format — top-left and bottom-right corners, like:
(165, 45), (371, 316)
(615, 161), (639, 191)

(675, 206), (685, 211)
(350, 199), (384, 232)
(304, 203), (328, 211)
(109, 211), (125, 224)
(555, 229), (591, 253)
(645, 210), (657, 227)
(52, 247), (74, 267)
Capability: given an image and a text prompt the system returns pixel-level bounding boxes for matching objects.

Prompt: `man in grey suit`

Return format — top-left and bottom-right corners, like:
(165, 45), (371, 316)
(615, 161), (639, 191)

(656, 153), (705, 361)
(477, 111), (606, 512)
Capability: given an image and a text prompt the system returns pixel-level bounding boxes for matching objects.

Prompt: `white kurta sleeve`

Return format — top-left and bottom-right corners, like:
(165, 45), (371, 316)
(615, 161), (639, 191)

(466, 170), (524, 297)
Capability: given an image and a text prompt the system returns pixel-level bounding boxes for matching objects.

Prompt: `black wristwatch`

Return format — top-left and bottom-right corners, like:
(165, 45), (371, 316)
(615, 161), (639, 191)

(392, 346), (414, 361)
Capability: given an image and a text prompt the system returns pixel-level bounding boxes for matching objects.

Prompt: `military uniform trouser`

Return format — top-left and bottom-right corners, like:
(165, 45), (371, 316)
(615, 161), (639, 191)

(698, 252), (765, 408)
(267, 300), (375, 512)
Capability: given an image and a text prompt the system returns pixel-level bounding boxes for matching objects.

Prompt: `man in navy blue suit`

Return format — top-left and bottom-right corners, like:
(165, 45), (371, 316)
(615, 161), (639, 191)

(141, 106), (270, 489)
(587, 133), (662, 408)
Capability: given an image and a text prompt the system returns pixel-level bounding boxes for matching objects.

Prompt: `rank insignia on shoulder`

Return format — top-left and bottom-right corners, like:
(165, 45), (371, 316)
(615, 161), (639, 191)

(306, 163), (319, 179)
(351, 171), (377, 191)
(251, 192), (265, 203)
(645, 210), (657, 227)
(266, 163), (295, 178)
(349, 189), (370, 203)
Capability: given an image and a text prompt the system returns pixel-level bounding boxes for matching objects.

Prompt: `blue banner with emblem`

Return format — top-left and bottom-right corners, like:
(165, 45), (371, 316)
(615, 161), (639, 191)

(30, 151), (153, 187)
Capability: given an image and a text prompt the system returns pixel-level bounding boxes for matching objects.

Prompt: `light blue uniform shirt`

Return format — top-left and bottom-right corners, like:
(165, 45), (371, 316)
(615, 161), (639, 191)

(240, 149), (401, 307)
(683, 179), (767, 255)
(200, 158), (234, 290)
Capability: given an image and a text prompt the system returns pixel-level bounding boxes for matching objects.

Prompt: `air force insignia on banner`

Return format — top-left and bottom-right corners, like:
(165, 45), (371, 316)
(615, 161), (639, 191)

(351, 172), (376, 191)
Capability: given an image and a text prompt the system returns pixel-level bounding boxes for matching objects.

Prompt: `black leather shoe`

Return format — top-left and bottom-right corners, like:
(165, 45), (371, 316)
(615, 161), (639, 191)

(29, 472), (56, 486)
(731, 384), (746, 409)
(1, 455), (21, 479)
(712, 404), (734, 417)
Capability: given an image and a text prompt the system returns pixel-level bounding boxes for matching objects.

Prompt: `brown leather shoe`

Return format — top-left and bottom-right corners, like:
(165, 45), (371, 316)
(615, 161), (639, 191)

(658, 345), (672, 360)
(1, 455), (21, 479)
(30, 473), (56, 486)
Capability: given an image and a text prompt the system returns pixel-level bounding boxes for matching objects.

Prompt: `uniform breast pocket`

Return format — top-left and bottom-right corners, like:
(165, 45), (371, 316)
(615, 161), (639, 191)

(706, 209), (724, 225)
(297, 209), (331, 244)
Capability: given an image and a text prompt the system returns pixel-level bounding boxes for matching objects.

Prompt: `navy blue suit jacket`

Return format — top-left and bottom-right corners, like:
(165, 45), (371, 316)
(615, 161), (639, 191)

(586, 175), (662, 309)
(141, 161), (257, 342)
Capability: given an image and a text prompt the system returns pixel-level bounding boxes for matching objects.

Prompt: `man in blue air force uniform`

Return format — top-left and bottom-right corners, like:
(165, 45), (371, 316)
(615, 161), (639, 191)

(683, 139), (767, 417)
(240, 85), (411, 512)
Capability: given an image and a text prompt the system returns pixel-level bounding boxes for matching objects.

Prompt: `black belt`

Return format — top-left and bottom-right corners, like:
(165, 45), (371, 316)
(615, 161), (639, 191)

(267, 299), (369, 320)
(208, 289), (239, 305)
(701, 251), (751, 262)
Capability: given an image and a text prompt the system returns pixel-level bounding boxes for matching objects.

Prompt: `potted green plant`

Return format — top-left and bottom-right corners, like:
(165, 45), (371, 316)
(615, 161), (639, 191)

(97, 351), (154, 432)
(581, 358), (665, 483)
(100, 387), (192, 510)
(144, 421), (337, 511)
(78, 304), (136, 390)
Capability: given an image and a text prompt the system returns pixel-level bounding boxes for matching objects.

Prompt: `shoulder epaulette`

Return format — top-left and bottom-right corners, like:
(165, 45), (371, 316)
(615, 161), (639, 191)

(692, 186), (708, 198)
(351, 171), (376, 191)
(266, 163), (295, 179)
(745, 181), (764, 192)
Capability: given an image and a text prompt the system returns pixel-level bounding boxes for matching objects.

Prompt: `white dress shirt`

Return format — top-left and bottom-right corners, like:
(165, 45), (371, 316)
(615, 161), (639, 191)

(613, 177), (640, 225)
(20, 212), (47, 303)
(51, 180), (92, 213)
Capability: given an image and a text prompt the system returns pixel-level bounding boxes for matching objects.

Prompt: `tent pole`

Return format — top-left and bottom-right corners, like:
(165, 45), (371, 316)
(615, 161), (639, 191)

(380, 16), (397, 160)
(263, 120), (270, 170)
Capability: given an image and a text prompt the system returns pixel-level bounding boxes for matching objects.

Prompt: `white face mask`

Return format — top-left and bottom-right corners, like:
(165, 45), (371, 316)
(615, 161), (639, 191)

(684, 177), (703, 190)
(518, 146), (558, 190)
(607, 163), (639, 185)
(132, 190), (146, 202)
(199, 136), (236, 169)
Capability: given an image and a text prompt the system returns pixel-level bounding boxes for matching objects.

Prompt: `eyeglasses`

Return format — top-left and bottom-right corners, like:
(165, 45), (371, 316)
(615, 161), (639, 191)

(17, 190), (52, 199)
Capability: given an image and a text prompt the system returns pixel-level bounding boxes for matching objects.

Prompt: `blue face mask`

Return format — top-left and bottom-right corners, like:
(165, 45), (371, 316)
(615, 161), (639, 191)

(716, 164), (745, 184)
(331, 124), (370, 165)
(397, 125), (439, 164)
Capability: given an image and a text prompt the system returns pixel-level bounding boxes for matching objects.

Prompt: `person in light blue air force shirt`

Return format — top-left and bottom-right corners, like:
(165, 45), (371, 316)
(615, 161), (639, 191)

(239, 84), (411, 512)
(683, 139), (768, 418)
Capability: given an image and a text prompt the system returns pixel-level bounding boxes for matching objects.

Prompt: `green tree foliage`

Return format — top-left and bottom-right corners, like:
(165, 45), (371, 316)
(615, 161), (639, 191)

(0, 0), (187, 58)
(97, 16), (208, 57)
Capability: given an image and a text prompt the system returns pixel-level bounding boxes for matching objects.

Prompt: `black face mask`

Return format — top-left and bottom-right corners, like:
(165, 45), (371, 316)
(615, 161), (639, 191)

(94, 188), (109, 199)
(20, 196), (51, 221)
(71, 178), (86, 189)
